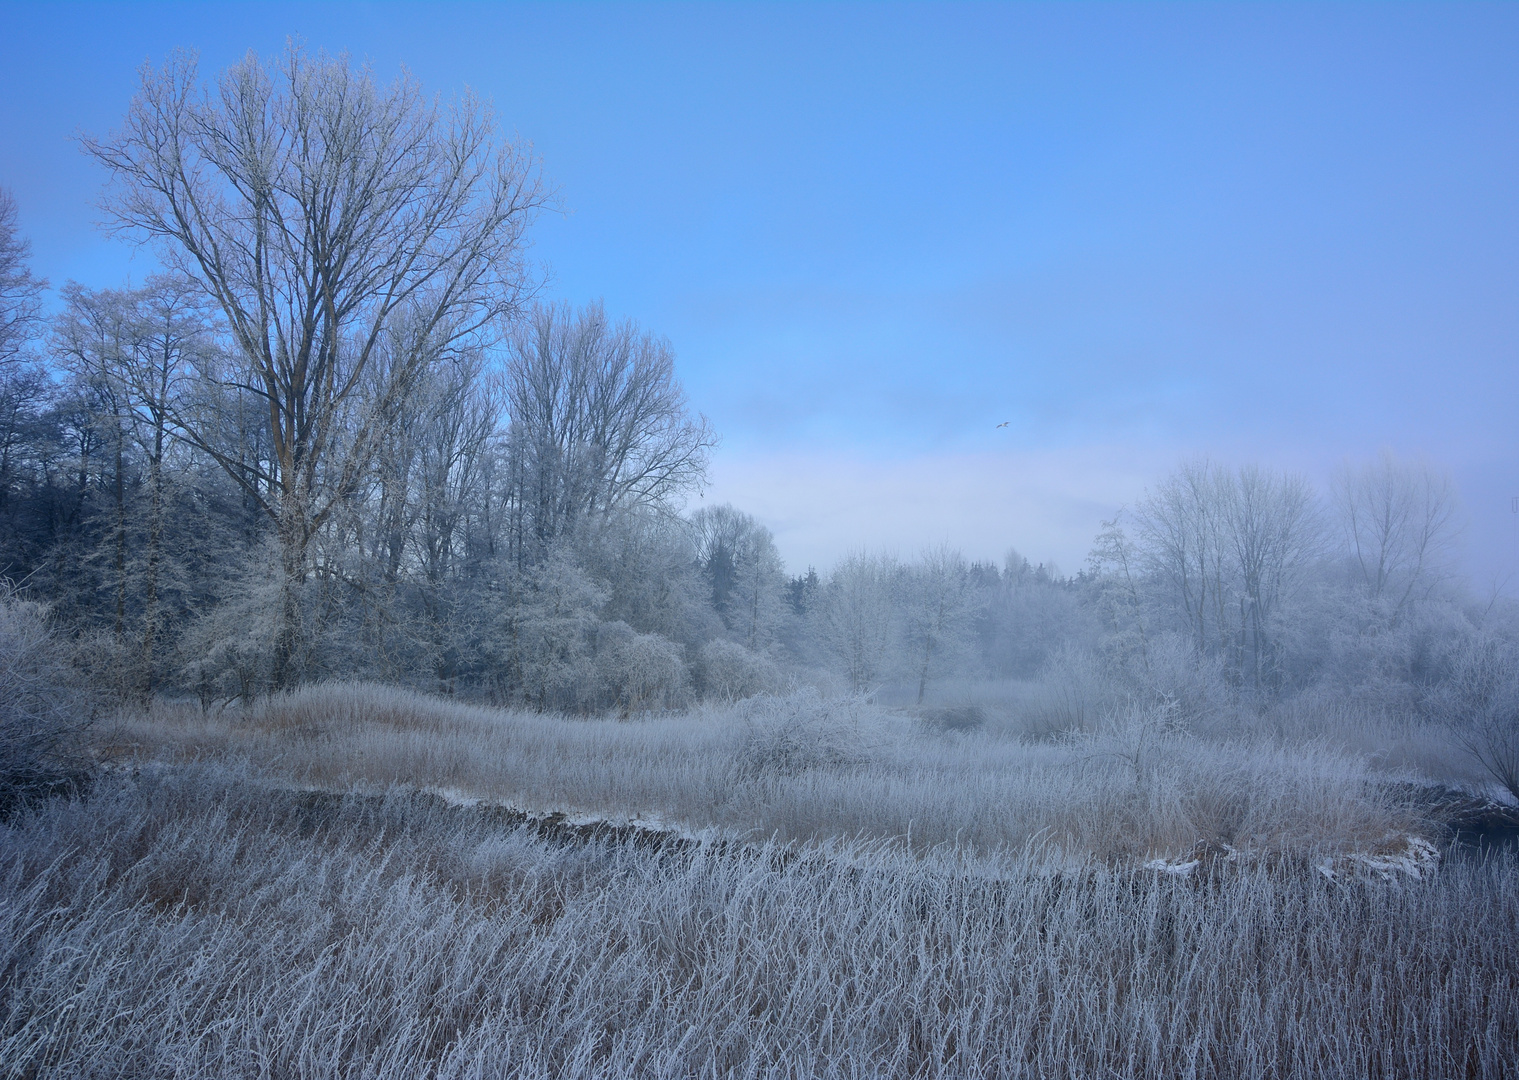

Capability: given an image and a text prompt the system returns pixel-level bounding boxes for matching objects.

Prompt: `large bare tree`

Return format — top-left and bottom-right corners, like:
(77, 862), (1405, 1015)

(84, 45), (548, 685)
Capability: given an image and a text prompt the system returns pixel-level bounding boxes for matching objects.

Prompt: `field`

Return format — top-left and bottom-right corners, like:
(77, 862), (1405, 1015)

(2, 684), (1517, 1078)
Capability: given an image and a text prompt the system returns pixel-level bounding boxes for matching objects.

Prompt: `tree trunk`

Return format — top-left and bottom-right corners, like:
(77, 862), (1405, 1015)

(139, 427), (163, 704)
(270, 508), (308, 692)
(113, 426), (126, 638)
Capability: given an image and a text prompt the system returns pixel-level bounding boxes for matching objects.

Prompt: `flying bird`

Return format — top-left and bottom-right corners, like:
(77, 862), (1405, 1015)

(995, 421), (1010, 429)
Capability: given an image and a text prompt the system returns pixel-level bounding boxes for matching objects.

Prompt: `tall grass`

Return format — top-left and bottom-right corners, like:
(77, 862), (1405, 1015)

(95, 684), (1427, 865)
(2, 766), (1514, 1079)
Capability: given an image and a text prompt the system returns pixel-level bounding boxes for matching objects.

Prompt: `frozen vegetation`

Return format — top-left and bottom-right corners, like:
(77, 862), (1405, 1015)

(1, 45), (1517, 1078)
(2, 753), (1516, 1078)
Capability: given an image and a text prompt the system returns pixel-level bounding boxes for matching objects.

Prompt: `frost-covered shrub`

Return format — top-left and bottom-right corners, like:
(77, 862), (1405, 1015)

(918, 703), (986, 733)
(1434, 634), (1519, 801)
(734, 689), (879, 778)
(1125, 632), (1234, 730)
(178, 592), (281, 709)
(1020, 642), (1114, 739)
(175, 544), (285, 707)
(697, 638), (781, 702)
(1069, 708), (1411, 858)
(592, 622), (687, 715)
(0, 584), (89, 809)
(71, 628), (141, 706)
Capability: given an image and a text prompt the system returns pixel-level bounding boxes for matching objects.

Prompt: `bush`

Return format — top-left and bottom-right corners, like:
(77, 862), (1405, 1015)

(1437, 634), (1519, 802)
(1124, 632), (1235, 731)
(0, 583), (89, 811)
(918, 703), (986, 733)
(733, 689), (879, 778)
(697, 638), (781, 702)
(593, 622), (687, 715)
(1020, 642), (1114, 739)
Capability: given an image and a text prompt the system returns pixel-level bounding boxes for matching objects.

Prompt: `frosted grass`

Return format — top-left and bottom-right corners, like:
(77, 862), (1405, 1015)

(98, 683), (1427, 865)
(2, 766), (1514, 1079)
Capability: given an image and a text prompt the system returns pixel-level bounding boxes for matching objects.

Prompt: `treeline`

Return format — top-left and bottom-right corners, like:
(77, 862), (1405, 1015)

(0, 46), (1515, 753)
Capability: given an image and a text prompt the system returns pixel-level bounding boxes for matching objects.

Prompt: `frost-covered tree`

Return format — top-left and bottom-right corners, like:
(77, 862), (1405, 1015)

(690, 503), (786, 651)
(1131, 461), (1320, 691)
(0, 190), (54, 569)
(0, 189), (46, 369)
(486, 551), (607, 710)
(1333, 451), (1460, 619)
(818, 551), (898, 692)
(53, 276), (220, 697)
(85, 44), (547, 687)
(503, 301), (714, 567)
(903, 545), (974, 704)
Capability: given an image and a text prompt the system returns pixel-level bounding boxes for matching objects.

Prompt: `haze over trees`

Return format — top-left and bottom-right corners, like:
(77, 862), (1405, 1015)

(0, 43), (1511, 780)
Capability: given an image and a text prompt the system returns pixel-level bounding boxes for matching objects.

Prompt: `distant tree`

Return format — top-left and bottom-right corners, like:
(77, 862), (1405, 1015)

(818, 551), (897, 692)
(1086, 519), (1153, 675)
(590, 507), (714, 647)
(903, 545), (973, 704)
(1132, 461), (1227, 658)
(491, 551), (607, 711)
(787, 567), (820, 617)
(1224, 465), (1322, 689)
(52, 285), (133, 652)
(53, 276), (217, 697)
(0, 190), (54, 568)
(690, 503), (786, 650)
(1332, 451), (1460, 619)
(1131, 461), (1321, 692)
(84, 44), (548, 688)
(977, 550), (1096, 678)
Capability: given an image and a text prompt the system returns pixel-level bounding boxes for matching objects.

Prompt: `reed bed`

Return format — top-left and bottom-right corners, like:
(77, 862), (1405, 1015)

(2, 765), (1514, 1079)
(94, 683), (1427, 865)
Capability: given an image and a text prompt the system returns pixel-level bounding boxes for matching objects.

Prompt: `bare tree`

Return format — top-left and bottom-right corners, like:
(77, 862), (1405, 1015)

(1133, 461), (1320, 691)
(54, 276), (216, 697)
(1223, 465), (1320, 689)
(0, 190), (51, 532)
(52, 283), (136, 640)
(84, 44), (548, 687)
(506, 302), (715, 565)
(1132, 461), (1228, 657)
(903, 545), (973, 704)
(0, 189), (46, 369)
(1332, 451), (1460, 619)
(819, 550), (897, 692)
(351, 342), (502, 687)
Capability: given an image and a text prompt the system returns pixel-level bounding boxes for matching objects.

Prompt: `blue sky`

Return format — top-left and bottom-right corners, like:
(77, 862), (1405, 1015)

(2, 2), (1516, 583)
